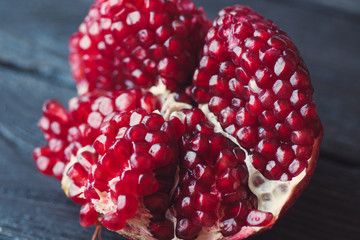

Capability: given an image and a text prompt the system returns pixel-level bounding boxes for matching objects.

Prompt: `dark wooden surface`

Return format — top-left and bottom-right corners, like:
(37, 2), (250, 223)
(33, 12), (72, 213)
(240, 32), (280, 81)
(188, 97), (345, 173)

(0, 0), (359, 239)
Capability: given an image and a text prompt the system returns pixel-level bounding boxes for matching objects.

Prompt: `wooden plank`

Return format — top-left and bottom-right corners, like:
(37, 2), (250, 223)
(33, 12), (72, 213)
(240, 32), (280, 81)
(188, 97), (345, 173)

(288, 0), (360, 15)
(0, 2), (359, 239)
(0, 66), (76, 148)
(0, 0), (91, 57)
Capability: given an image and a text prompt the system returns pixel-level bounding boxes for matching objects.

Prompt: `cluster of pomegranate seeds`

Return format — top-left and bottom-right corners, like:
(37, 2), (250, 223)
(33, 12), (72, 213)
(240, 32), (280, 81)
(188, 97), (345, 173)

(190, 5), (323, 180)
(86, 109), (184, 237)
(33, 88), (160, 180)
(69, 0), (210, 94)
(171, 108), (272, 239)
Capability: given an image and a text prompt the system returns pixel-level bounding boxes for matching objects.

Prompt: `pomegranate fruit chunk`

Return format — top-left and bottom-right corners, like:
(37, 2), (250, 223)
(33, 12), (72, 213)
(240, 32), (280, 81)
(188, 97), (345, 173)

(33, 88), (160, 181)
(32, 2), (323, 240)
(69, 0), (210, 94)
(191, 5), (323, 181)
(81, 109), (183, 239)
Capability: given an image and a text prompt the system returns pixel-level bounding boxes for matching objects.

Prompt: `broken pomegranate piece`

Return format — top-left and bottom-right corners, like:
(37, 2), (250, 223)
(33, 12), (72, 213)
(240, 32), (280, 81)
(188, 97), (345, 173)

(33, 88), (160, 180)
(190, 5), (323, 181)
(69, 0), (211, 94)
(83, 109), (183, 239)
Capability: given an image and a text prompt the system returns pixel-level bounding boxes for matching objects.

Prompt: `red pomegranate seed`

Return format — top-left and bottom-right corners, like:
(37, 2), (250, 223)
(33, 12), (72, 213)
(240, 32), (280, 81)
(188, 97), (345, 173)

(192, 210), (217, 227)
(193, 164), (215, 185)
(101, 212), (126, 231)
(137, 173), (159, 196)
(215, 150), (238, 175)
(176, 218), (201, 240)
(194, 193), (219, 210)
(42, 99), (70, 124)
(77, 150), (97, 171)
(68, 183), (87, 205)
(149, 220), (174, 240)
(66, 162), (88, 187)
(246, 210), (273, 227)
(216, 168), (241, 194)
(176, 196), (195, 218)
(117, 194), (138, 219)
(143, 193), (169, 215)
(222, 201), (247, 219)
(221, 218), (244, 237)
(111, 172), (138, 198)
(79, 202), (98, 227)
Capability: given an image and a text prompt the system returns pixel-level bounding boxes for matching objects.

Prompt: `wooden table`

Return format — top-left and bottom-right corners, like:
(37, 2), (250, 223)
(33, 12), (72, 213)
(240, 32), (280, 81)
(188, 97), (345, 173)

(0, 0), (359, 239)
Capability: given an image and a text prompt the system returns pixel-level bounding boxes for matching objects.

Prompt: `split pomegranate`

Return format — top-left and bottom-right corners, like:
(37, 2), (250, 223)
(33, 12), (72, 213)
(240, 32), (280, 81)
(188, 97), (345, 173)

(33, 1), (323, 240)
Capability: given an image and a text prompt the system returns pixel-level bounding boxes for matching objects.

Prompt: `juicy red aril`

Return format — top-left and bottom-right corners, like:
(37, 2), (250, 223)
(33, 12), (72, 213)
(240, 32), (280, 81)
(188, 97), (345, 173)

(221, 218), (244, 237)
(131, 149), (152, 169)
(222, 201), (247, 219)
(125, 124), (147, 141)
(101, 213), (126, 231)
(194, 193), (219, 210)
(66, 162), (88, 187)
(99, 153), (125, 176)
(149, 220), (175, 240)
(68, 183), (87, 205)
(111, 171), (138, 197)
(117, 194), (138, 219)
(137, 173), (159, 196)
(193, 210), (217, 227)
(217, 168), (241, 193)
(144, 193), (169, 215)
(246, 210), (273, 227)
(42, 99), (70, 124)
(77, 150), (97, 171)
(193, 164), (215, 184)
(176, 196), (194, 218)
(79, 202), (98, 227)
(33, 154), (57, 176)
(176, 218), (201, 240)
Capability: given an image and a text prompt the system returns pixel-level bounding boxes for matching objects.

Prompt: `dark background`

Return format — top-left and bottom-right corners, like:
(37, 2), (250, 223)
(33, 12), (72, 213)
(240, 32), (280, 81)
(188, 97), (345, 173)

(0, 0), (359, 239)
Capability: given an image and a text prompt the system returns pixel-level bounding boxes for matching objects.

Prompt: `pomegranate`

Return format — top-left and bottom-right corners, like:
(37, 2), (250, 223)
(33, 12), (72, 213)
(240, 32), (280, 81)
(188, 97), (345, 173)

(33, 1), (323, 240)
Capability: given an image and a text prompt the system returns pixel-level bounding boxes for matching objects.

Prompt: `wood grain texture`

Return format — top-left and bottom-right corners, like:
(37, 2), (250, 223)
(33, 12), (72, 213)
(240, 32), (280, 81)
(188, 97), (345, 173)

(0, 0), (359, 239)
